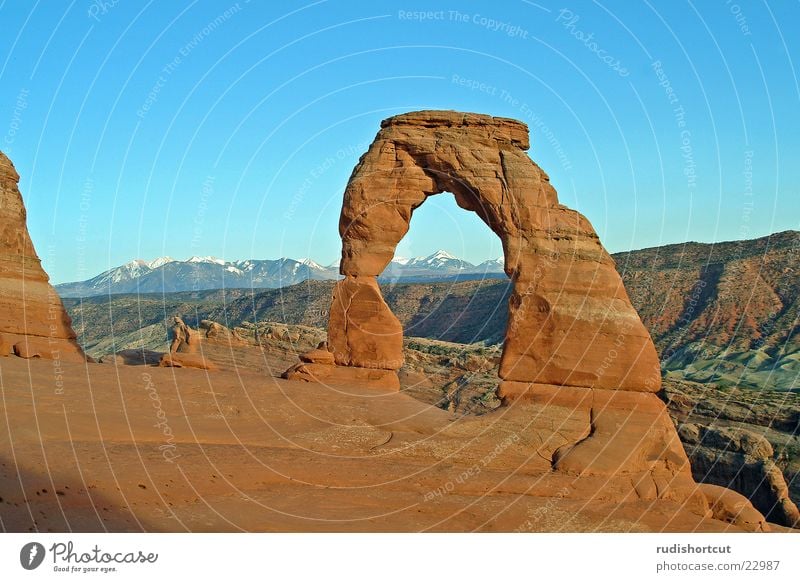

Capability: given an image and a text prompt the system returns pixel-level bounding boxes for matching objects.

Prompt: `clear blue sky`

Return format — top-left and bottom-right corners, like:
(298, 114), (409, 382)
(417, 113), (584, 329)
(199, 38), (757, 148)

(1, 1), (797, 283)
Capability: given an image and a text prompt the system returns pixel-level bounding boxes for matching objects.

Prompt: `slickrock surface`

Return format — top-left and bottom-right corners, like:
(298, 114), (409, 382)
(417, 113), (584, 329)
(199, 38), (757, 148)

(0, 318), (776, 532)
(0, 356), (757, 532)
(0, 151), (85, 362)
(328, 111), (659, 391)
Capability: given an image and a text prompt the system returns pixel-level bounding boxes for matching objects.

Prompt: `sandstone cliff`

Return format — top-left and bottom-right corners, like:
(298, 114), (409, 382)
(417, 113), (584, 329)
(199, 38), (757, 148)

(0, 151), (85, 362)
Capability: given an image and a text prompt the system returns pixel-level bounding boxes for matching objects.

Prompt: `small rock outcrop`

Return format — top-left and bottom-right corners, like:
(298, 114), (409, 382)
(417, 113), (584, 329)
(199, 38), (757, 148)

(159, 352), (217, 371)
(699, 484), (771, 532)
(198, 319), (245, 344)
(283, 341), (400, 389)
(0, 151), (86, 362)
(160, 316), (220, 370)
(168, 315), (195, 353)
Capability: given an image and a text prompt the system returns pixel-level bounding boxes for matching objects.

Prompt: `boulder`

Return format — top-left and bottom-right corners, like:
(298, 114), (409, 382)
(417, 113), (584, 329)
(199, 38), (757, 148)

(158, 353), (217, 371)
(699, 483), (770, 532)
(299, 348), (336, 365)
(283, 362), (400, 390)
(168, 316), (196, 354)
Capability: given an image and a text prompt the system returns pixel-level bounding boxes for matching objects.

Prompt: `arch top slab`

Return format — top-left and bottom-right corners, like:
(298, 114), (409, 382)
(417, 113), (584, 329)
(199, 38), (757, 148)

(338, 110), (557, 278)
(379, 110), (531, 149)
(322, 110), (661, 392)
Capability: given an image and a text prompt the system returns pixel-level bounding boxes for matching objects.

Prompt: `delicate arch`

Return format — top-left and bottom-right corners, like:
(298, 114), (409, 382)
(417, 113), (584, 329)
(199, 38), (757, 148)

(327, 111), (660, 394)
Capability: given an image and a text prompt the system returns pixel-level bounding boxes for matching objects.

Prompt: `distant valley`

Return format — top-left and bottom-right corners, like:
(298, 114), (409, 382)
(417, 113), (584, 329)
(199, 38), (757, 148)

(62, 231), (798, 392)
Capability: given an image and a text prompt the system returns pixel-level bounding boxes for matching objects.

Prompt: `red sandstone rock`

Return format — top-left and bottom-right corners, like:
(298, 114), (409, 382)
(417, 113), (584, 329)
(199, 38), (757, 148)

(199, 319), (246, 344)
(328, 276), (403, 370)
(283, 361), (400, 390)
(500, 381), (706, 513)
(100, 349), (164, 366)
(169, 316), (196, 353)
(158, 353), (217, 371)
(299, 348), (336, 365)
(327, 111), (659, 391)
(0, 151), (86, 363)
(275, 111), (748, 517)
(1, 355), (748, 532)
(13, 339), (46, 359)
(699, 483), (770, 532)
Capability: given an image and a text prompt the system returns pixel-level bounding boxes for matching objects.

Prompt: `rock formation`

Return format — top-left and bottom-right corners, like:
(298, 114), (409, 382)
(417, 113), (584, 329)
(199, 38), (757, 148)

(159, 316), (220, 370)
(284, 340), (400, 388)
(198, 319), (245, 344)
(0, 151), (85, 362)
(159, 352), (217, 371)
(699, 484), (770, 532)
(679, 424), (799, 527)
(282, 110), (768, 523)
(168, 315), (195, 353)
(318, 110), (660, 392)
(664, 380), (800, 528)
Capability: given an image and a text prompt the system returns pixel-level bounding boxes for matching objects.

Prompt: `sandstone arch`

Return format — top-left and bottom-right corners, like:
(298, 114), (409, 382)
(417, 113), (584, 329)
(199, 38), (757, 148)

(326, 110), (660, 394)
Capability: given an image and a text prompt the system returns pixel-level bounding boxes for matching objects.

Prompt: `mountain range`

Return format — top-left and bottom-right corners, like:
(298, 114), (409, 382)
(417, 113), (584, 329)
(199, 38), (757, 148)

(63, 230), (799, 392)
(54, 250), (506, 297)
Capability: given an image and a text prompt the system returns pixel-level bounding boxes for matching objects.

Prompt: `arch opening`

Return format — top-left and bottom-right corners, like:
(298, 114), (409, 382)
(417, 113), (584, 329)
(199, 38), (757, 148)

(379, 190), (511, 343)
(379, 190), (511, 413)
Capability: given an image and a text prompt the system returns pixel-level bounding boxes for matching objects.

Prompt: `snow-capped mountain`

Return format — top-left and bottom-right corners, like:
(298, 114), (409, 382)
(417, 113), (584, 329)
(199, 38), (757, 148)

(406, 250), (468, 269)
(381, 250), (475, 279)
(55, 251), (505, 298)
(297, 258), (324, 270)
(55, 256), (337, 297)
(186, 255), (228, 266)
(92, 257), (173, 286)
(146, 256), (175, 269)
(471, 257), (506, 272)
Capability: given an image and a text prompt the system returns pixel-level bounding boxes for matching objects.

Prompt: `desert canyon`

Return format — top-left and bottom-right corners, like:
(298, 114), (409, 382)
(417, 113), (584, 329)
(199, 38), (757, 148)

(0, 112), (793, 532)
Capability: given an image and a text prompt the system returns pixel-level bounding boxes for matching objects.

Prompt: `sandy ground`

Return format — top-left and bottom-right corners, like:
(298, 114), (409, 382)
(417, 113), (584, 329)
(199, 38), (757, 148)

(0, 350), (761, 533)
